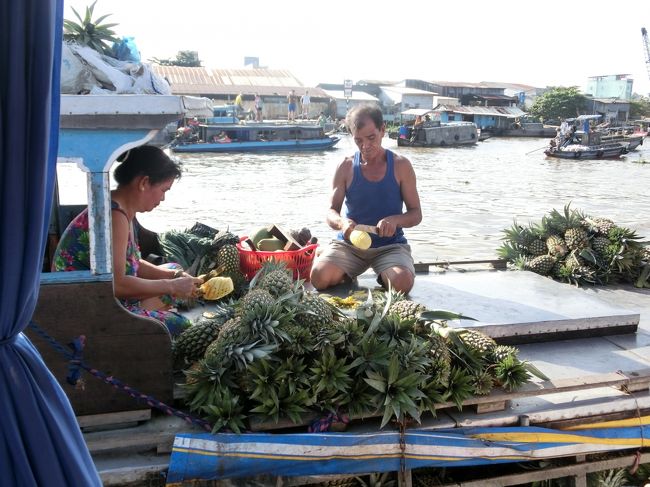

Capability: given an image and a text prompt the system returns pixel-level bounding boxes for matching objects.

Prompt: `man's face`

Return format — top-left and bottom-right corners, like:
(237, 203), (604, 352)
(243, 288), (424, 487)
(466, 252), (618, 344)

(352, 117), (385, 160)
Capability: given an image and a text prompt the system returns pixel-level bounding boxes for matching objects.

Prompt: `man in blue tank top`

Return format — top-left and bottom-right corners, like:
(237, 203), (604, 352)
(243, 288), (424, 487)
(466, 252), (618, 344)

(310, 104), (422, 293)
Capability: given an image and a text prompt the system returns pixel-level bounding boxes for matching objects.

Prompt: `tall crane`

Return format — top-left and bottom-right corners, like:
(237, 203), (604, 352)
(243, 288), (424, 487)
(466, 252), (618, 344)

(642, 27), (650, 82)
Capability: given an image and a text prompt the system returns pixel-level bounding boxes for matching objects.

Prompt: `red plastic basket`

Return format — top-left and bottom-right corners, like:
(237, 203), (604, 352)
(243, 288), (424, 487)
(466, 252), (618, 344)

(237, 236), (318, 281)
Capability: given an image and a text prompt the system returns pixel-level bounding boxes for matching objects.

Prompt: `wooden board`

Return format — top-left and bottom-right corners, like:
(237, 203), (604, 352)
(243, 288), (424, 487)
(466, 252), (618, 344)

(28, 280), (174, 417)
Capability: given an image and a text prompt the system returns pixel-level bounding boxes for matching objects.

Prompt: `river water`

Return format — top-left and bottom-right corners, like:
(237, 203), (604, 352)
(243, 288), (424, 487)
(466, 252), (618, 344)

(58, 135), (650, 263)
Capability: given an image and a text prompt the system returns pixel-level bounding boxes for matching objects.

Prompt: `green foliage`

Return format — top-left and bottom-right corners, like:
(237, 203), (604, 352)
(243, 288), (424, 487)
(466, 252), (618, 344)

(151, 50), (202, 67)
(527, 86), (588, 122)
(629, 96), (650, 119)
(63, 1), (119, 56)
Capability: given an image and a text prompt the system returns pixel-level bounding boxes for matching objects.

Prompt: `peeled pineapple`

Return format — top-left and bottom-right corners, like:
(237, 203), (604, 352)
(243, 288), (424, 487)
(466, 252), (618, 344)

(199, 277), (234, 300)
(349, 230), (371, 250)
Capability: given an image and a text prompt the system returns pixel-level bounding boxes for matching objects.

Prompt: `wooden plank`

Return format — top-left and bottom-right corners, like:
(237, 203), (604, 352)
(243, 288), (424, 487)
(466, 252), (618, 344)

(414, 259), (507, 272)
(450, 452), (650, 487)
(475, 401), (507, 414)
(78, 409), (151, 429)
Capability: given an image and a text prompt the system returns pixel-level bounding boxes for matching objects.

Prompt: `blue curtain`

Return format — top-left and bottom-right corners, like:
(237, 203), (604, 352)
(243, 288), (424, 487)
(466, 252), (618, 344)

(0, 1), (101, 485)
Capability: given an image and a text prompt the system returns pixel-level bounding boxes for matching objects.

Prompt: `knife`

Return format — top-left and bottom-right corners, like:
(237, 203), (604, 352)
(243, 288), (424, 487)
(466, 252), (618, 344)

(354, 224), (378, 235)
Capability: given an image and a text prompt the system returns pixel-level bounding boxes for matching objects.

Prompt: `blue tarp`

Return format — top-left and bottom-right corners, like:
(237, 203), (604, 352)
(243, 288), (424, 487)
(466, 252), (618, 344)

(0, 1), (101, 485)
(167, 417), (650, 483)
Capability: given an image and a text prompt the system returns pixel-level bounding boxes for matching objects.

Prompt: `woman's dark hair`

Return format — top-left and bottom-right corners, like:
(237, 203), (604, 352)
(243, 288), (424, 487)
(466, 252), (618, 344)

(345, 103), (384, 133)
(114, 145), (182, 186)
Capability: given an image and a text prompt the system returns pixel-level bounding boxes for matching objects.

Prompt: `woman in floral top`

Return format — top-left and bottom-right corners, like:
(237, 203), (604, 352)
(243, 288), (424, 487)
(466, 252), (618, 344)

(53, 145), (202, 336)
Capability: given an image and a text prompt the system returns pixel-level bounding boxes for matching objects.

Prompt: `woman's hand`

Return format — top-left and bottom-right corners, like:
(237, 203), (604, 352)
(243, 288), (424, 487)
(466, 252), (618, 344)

(170, 275), (201, 298)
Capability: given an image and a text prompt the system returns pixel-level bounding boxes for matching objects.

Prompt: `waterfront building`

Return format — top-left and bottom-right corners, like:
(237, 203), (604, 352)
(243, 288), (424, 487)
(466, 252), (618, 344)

(585, 74), (634, 101)
(151, 65), (332, 120)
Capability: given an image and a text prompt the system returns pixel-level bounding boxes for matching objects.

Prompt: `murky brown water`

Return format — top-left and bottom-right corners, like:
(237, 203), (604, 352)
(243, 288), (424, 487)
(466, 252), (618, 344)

(58, 135), (650, 263)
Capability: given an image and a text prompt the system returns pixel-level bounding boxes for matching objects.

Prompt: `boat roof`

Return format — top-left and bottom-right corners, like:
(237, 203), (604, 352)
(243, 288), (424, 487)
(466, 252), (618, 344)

(566, 114), (602, 122)
(401, 108), (434, 116)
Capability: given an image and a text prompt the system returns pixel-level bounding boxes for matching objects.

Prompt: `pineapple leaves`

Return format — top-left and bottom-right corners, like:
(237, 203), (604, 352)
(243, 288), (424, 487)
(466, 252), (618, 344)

(420, 309), (477, 322)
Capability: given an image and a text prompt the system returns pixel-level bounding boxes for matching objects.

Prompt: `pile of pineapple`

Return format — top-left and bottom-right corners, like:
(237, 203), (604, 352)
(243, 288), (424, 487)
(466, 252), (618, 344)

(498, 204), (650, 287)
(175, 261), (542, 433)
(159, 223), (248, 299)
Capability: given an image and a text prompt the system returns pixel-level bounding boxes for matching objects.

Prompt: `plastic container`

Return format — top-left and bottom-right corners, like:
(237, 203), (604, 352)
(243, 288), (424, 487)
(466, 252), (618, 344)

(237, 236), (318, 281)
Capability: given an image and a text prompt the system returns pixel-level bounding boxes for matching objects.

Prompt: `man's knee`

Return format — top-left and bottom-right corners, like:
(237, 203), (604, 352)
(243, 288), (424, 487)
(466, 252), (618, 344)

(310, 262), (345, 290)
(380, 268), (414, 294)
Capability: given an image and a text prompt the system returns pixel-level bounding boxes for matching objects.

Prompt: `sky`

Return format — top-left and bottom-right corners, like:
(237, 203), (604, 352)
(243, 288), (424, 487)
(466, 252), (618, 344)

(64, 0), (650, 96)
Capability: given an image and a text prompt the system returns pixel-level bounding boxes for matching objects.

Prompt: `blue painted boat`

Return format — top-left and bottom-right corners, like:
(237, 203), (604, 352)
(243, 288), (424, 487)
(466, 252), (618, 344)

(171, 121), (340, 153)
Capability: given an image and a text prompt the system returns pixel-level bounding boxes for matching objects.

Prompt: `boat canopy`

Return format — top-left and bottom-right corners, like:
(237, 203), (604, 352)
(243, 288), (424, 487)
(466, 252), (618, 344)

(400, 108), (435, 116)
(565, 114), (602, 122)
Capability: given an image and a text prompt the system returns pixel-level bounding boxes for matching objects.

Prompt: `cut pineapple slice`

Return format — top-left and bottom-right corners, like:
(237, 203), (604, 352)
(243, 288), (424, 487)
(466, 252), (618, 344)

(349, 230), (372, 250)
(199, 276), (234, 300)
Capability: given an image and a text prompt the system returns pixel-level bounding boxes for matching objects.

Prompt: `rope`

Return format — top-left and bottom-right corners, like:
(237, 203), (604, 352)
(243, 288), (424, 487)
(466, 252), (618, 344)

(307, 411), (349, 433)
(28, 321), (213, 432)
(399, 420), (407, 482)
(617, 370), (645, 475)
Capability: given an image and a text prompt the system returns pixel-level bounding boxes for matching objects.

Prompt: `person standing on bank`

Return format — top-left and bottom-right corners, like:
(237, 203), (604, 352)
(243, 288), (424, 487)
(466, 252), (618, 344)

(254, 93), (263, 122)
(287, 89), (297, 122)
(52, 145), (202, 336)
(310, 103), (422, 294)
(300, 90), (311, 119)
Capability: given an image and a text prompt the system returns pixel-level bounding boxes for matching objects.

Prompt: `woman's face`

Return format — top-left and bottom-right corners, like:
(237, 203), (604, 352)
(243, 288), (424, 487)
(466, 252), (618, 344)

(140, 177), (175, 212)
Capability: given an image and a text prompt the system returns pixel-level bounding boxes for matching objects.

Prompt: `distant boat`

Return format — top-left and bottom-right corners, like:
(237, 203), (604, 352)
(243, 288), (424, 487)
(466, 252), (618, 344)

(544, 143), (628, 160)
(171, 120), (340, 153)
(392, 109), (479, 148)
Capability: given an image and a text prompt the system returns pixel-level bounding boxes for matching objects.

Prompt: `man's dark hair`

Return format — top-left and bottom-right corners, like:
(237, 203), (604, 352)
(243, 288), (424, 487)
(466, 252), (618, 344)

(345, 103), (384, 132)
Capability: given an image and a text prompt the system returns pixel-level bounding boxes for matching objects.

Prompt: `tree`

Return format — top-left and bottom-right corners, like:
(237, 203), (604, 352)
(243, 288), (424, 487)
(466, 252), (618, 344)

(151, 51), (202, 67)
(629, 96), (650, 119)
(527, 87), (588, 122)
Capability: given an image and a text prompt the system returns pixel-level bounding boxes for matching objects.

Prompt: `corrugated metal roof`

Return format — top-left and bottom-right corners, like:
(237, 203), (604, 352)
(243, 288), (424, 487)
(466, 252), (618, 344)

(380, 86), (436, 95)
(150, 66), (329, 97)
(429, 80), (492, 88)
(435, 105), (525, 118)
(479, 81), (537, 91)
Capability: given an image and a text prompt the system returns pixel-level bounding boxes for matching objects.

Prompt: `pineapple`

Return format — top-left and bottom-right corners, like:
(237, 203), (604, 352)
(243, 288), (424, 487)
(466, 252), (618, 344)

(545, 234), (568, 257)
(257, 261), (294, 297)
(591, 236), (609, 255)
(564, 226), (589, 251)
(173, 306), (235, 363)
(199, 276), (234, 300)
(489, 345), (519, 365)
(298, 292), (333, 329)
(428, 332), (451, 387)
(456, 329), (496, 357)
(217, 244), (240, 274)
(527, 254), (555, 276)
(584, 217), (615, 236)
(205, 316), (245, 361)
(472, 370), (494, 395)
(493, 355), (531, 392)
(388, 299), (426, 321)
(237, 288), (275, 315)
(527, 238), (547, 256)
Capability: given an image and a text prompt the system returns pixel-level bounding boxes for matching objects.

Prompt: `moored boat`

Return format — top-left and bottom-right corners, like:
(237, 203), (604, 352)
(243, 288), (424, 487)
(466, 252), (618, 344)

(544, 142), (627, 159)
(394, 108), (478, 148)
(171, 121), (340, 153)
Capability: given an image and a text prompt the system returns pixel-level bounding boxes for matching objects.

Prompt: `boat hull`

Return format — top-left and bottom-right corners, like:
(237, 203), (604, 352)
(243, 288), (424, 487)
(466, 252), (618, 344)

(544, 143), (627, 159)
(171, 136), (340, 153)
